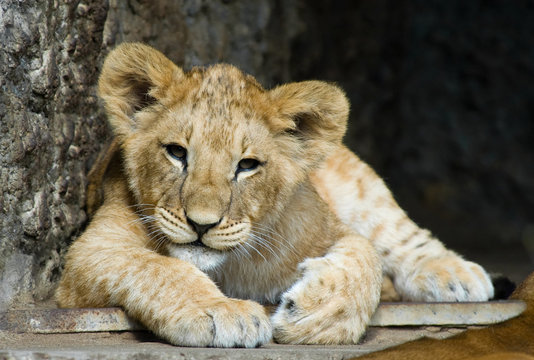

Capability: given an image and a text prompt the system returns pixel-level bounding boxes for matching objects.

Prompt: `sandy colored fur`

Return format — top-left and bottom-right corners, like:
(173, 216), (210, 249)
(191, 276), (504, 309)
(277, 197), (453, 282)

(311, 146), (493, 302)
(57, 43), (492, 347)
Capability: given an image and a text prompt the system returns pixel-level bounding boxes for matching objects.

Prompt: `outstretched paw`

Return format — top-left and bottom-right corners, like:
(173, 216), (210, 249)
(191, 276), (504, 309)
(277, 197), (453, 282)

(398, 254), (494, 302)
(162, 298), (272, 347)
(272, 255), (381, 344)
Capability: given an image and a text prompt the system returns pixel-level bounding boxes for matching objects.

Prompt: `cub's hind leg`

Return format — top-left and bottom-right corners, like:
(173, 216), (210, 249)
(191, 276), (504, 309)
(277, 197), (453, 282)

(311, 146), (493, 302)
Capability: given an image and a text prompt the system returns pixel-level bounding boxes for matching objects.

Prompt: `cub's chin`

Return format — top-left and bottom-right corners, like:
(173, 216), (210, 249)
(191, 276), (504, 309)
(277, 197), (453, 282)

(166, 241), (228, 271)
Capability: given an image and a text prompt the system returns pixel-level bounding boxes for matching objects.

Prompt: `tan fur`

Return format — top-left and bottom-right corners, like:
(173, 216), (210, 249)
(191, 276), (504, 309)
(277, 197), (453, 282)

(355, 272), (534, 360)
(56, 43), (492, 347)
(311, 147), (493, 302)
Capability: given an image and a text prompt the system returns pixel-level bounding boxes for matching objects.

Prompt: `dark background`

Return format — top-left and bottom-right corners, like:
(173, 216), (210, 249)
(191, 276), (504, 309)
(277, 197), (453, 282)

(292, 0), (534, 282)
(1, 0), (532, 309)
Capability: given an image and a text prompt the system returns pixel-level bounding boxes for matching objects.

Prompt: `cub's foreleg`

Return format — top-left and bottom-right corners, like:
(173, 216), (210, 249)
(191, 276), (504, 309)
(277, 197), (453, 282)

(311, 146), (494, 302)
(56, 203), (271, 348)
(271, 228), (382, 344)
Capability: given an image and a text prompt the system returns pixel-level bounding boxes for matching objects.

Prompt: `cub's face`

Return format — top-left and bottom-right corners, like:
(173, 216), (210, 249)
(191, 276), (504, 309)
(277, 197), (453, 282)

(123, 67), (302, 270)
(99, 43), (348, 270)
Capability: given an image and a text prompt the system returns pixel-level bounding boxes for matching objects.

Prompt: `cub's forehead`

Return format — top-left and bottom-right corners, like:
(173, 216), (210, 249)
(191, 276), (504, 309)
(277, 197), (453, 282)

(173, 66), (269, 123)
(186, 64), (265, 106)
(158, 64), (273, 150)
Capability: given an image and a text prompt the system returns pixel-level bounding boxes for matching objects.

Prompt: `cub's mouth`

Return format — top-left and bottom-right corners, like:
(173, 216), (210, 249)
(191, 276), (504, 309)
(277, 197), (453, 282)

(189, 239), (207, 247)
(166, 240), (228, 272)
(153, 206), (250, 271)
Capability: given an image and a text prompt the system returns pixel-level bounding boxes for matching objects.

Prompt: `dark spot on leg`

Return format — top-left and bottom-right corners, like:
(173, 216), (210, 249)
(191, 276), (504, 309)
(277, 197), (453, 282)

(461, 283), (470, 296)
(206, 313), (216, 342)
(448, 282), (456, 292)
(415, 241), (428, 249)
(414, 254), (425, 263)
(399, 229), (418, 246)
(335, 307), (346, 317)
(251, 315), (260, 329)
(238, 318), (245, 333)
(285, 299), (297, 313)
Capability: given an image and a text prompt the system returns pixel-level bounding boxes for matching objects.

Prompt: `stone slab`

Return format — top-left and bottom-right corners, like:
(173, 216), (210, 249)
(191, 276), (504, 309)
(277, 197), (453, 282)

(0, 326), (470, 360)
(0, 301), (524, 334)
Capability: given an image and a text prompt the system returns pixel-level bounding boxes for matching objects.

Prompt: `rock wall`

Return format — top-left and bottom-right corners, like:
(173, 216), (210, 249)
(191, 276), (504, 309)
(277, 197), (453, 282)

(0, 0), (110, 310)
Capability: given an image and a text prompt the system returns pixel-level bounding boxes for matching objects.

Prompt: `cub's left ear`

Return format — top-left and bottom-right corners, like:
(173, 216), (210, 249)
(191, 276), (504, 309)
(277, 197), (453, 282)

(268, 81), (349, 144)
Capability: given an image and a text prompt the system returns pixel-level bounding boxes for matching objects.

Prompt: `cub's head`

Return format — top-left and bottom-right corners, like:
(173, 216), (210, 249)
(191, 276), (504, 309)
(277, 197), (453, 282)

(98, 43), (348, 270)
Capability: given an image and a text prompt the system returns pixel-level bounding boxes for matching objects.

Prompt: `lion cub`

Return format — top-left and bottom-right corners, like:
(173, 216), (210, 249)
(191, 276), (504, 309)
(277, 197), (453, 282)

(56, 43), (493, 347)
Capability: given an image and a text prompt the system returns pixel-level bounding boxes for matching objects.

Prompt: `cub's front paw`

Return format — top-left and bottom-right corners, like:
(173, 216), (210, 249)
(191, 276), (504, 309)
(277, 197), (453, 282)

(398, 255), (494, 301)
(272, 256), (381, 345)
(161, 298), (272, 347)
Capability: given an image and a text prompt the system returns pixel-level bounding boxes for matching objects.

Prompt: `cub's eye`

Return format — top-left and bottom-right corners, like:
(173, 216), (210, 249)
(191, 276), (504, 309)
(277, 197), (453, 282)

(166, 144), (187, 161)
(237, 158), (260, 173)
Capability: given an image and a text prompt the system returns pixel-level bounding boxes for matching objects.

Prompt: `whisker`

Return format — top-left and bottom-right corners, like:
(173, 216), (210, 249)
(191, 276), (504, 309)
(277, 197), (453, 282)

(153, 238), (168, 253)
(249, 222), (295, 248)
(248, 227), (298, 257)
(138, 219), (168, 251)
(148, 231), (168, 252)
(247, 233), (281, 262)
(233, 243), (252, 261)
(146, 224), (164, 238)
(126, 213), (157, 227)
(126, 204), (158, 217)
(241, 241), (267, 262)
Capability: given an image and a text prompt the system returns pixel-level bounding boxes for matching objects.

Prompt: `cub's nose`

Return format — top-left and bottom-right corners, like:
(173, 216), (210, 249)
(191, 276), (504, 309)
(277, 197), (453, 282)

(186, 216), (219, 238)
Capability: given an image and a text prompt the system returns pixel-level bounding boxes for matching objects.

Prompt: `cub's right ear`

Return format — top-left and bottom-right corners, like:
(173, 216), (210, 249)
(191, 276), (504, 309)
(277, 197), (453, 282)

(98, 42), (183, 139)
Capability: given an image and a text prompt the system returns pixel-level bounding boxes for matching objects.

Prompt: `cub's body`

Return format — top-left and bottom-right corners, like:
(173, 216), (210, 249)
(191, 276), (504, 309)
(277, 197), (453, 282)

(56, 43), (493, 347)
